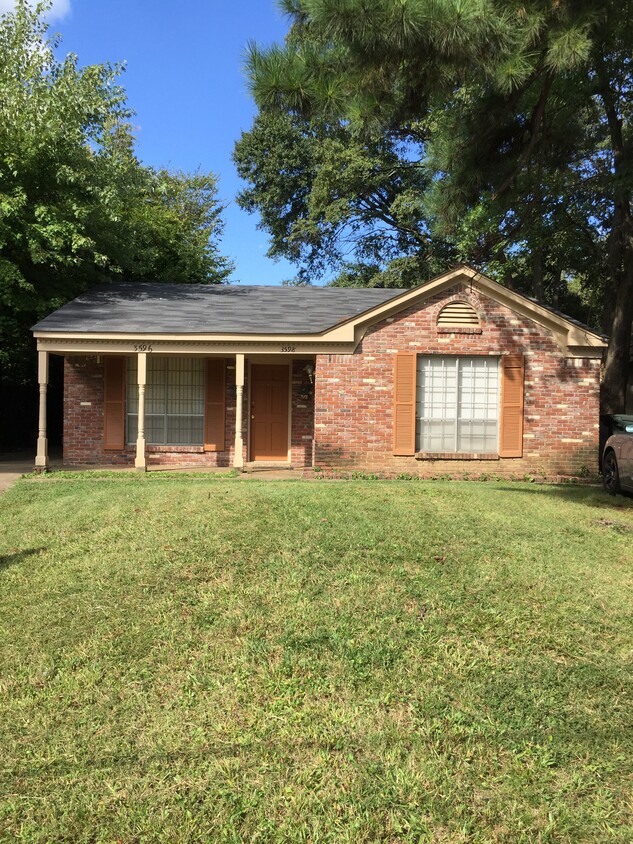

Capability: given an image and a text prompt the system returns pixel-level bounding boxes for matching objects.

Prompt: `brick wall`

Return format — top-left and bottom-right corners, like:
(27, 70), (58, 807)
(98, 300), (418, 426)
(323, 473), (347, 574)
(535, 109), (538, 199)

(63, 356), (315, 468)
(64, 356), (242, 467)
(64, 356), (109, 464)
(291, 359), (315, 467)
(313, 284), (602, 476)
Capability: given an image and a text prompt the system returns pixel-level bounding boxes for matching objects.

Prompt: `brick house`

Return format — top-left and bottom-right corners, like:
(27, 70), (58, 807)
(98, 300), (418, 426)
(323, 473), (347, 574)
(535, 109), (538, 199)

(31, 266), (607, 476)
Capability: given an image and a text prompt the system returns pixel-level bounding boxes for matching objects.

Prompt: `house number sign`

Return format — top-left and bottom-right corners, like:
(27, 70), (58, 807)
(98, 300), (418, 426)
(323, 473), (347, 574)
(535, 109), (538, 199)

(133, 343), (153, 352)
(280, 345), (296, 353)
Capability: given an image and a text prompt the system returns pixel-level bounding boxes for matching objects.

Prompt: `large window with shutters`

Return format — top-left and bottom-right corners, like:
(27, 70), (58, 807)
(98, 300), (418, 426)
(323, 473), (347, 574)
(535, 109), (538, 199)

(416, 356), (499, 453)
(126, 357), (205, 445)
(393, 352), (524, 458)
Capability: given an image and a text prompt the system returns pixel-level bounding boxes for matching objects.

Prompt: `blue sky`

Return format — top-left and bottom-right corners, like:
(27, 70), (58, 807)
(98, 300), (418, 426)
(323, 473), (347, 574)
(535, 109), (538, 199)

(2, 0), (299, 285)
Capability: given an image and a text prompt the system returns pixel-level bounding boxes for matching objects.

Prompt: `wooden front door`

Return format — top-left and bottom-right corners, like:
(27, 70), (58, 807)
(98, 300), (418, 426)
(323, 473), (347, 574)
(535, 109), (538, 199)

(250, 364), (290, 461)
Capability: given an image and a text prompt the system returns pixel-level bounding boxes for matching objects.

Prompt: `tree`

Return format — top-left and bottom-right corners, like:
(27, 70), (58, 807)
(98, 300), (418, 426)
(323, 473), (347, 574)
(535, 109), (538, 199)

(234, 111), (452, 283)
(241, 0), (632, 412)
(0, 1), (234, 449)
(111, 164), (234, 286)
(0, 1), (233, 391)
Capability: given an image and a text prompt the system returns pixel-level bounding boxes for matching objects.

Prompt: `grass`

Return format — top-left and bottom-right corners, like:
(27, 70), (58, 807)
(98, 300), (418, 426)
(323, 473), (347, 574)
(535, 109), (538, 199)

(1, 475), (632, 843)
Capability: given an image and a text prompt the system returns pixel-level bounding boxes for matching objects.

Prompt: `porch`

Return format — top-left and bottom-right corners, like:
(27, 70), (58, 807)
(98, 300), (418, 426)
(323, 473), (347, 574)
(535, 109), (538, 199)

(34, 350), (316, 472)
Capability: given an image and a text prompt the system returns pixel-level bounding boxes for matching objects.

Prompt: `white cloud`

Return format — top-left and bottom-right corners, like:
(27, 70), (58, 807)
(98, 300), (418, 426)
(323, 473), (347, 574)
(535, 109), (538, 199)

(0, 1), (71, 22)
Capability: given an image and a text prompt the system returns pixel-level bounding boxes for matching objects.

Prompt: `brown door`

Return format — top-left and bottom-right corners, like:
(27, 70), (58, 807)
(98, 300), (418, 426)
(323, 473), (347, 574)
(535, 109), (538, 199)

(250, 364), (290, 460)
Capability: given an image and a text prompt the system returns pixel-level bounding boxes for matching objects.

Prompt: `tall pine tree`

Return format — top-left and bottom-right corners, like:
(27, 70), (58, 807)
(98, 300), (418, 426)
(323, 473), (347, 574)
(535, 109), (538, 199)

(240, 0), (632, 412)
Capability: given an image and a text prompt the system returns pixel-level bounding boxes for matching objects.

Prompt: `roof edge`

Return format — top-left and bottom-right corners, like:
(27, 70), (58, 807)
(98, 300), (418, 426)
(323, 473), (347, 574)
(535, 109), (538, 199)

(330, 264), (607, 351)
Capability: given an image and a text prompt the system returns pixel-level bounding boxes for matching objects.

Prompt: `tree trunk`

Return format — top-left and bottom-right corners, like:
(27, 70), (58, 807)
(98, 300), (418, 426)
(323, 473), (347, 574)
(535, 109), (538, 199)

(531, 244), (544, 301)
(601, 222), (633, 414)
(531, 154), (545, 302)
(596, 57), (633, 414)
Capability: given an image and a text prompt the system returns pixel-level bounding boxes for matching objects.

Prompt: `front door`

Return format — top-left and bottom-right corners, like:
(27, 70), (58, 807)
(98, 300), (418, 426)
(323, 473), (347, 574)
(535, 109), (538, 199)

(250, 364), (290, 461)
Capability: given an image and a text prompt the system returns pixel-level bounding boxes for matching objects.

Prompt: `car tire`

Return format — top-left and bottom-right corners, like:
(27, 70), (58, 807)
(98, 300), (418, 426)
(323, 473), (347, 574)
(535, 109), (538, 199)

(602, 450), (621, 495)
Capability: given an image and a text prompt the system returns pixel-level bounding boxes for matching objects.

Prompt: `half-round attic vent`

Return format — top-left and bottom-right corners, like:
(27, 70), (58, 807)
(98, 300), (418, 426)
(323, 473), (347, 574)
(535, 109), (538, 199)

(437, 301), (480, 328)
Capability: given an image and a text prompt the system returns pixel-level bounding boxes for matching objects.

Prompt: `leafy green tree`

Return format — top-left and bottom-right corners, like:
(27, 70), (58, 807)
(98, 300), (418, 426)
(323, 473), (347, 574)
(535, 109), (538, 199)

(242, 0), (632, 412)
(111, 164), (234, 286)
(0, 1), (233, 449)
(0, 1), (232, 391)
(234, 110), (451, 282)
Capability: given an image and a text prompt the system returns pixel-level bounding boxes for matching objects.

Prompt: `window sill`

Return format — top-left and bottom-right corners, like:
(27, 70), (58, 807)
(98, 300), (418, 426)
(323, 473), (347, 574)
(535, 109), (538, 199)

(415, 452), (499, 461)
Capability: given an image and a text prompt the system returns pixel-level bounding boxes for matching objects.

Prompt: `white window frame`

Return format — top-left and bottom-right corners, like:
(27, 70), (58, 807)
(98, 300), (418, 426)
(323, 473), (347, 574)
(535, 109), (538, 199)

(416, 355), (500, 454)
(126, 357), (205, 446)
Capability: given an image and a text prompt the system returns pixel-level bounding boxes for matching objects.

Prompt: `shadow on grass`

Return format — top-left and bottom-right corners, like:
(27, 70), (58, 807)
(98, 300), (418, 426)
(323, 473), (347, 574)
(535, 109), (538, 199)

(494, 484), (633, 507)
(0, 547), (46, 572)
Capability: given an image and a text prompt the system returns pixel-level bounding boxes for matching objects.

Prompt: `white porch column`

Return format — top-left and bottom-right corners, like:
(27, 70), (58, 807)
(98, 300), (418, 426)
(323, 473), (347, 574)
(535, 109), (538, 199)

(233, 353), (245, 469)
(135, 352), (147, 471)
(34, 350), (49, 472)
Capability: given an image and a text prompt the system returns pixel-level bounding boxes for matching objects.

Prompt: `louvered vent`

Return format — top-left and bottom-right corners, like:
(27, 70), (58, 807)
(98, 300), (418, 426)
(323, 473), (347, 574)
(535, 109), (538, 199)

(437, 301), (480, 328)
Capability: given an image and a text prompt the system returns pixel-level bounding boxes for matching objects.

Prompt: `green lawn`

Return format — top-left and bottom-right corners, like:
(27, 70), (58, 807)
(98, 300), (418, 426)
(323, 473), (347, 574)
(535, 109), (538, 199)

(1, 475), (632, 843)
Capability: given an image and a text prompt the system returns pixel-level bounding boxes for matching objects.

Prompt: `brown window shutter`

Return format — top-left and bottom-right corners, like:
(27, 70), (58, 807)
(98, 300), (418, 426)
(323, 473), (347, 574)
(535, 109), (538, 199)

(205, 358), (226, 451)
(393, 353), (417, 456)
(499, 354), (525, 457)
(104, 356), (125, 450)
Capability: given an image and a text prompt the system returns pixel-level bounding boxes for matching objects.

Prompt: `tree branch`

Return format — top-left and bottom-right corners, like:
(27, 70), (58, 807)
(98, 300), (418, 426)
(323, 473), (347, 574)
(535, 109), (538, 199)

(493, 71), (555, 200)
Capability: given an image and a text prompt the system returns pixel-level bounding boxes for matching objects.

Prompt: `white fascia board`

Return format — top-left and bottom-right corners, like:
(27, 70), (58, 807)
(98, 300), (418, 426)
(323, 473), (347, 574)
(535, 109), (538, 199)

(35, 336), (356, 355)
(331, 266), (607, 353)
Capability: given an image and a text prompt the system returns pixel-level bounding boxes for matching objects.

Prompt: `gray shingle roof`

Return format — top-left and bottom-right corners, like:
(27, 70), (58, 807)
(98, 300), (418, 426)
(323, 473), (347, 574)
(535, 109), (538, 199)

(32, 282), (403, 335)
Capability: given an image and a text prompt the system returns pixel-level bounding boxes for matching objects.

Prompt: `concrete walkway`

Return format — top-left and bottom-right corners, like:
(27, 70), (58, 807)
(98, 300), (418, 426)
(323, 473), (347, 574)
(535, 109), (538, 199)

(0, 453), (35, 495)
(0, 449), (69, 494)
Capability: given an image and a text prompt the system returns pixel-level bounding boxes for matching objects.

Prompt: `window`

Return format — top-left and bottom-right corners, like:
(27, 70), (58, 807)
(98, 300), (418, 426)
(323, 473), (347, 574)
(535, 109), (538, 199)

(127, 357), (205, 445)
(416, 356), (499, 453)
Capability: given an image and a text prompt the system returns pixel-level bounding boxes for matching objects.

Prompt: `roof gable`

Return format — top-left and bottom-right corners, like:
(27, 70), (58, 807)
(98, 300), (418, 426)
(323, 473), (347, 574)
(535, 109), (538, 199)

(343, 265), (607, 353)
